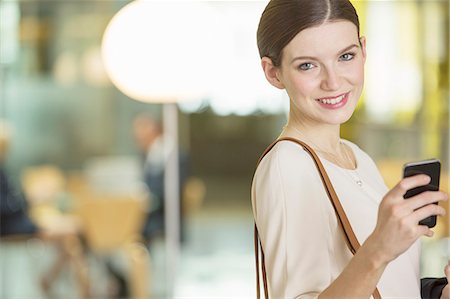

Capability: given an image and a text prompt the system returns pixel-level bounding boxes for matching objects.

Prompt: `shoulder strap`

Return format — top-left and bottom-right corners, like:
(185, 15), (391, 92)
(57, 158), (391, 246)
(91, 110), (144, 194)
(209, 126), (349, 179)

(254, 137), (381, 299)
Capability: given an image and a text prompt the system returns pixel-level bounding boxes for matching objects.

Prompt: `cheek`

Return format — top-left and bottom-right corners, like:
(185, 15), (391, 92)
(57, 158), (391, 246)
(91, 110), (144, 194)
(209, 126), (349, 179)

(349, 62), (365, 86)
(290, 75), (318, 97)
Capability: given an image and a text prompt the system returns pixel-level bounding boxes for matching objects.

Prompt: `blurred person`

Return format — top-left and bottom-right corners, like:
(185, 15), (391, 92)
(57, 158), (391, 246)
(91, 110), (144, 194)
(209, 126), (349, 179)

(251, 1), (449, 299)
(0, 120), (38, 235)
(132, 113), (189, 245)
(133, 114), (165, 241)
(0, 119), (89, 298)
(0, 120), (78, 237)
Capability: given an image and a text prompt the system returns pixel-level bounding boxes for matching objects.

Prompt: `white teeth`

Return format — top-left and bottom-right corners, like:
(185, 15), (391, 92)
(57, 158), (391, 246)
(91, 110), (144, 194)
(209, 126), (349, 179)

(318, 94), (345, 105)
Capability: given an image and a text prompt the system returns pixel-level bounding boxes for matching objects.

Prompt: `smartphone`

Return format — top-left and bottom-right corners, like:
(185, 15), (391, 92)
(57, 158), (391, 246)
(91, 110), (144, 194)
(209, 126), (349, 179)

(403, 159), (441, 228)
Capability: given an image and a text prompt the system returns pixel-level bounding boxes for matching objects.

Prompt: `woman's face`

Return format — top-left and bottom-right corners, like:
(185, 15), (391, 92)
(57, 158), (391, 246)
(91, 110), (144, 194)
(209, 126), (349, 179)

(274, 20), (366, 126)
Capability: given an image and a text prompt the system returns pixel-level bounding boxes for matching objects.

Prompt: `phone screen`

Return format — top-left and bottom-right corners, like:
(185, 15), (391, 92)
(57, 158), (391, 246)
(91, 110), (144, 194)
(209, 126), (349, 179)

(403, 159), (440, 228)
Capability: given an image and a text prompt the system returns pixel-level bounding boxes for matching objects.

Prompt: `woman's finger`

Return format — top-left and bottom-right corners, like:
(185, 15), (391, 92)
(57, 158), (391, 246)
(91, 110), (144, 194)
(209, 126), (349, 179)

(445, 259), (450, 279)
(403, 191), (448, 211)
(389, 174), (431, 200)
(416, 225), (433, 238)
(408, 203), (446, 225)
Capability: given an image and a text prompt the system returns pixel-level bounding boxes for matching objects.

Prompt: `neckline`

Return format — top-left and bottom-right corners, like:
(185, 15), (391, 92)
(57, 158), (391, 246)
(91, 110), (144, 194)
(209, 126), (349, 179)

(277, 136), (360, 171)
(279, 128), (358, 170)
(318, 139), (359, 171)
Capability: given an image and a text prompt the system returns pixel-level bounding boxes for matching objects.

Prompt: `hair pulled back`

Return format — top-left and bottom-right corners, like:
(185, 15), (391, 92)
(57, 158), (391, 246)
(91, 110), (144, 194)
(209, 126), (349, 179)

(257, 0), (360, 67)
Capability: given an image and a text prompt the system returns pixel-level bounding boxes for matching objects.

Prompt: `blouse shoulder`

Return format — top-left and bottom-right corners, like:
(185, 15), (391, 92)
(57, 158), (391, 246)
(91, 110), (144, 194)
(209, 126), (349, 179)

(256, 140), (317, 177)
(252, 140), (325, 212)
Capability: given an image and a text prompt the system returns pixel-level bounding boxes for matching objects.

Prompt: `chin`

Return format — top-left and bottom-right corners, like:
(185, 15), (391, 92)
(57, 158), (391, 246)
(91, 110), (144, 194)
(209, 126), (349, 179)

(326, 117), (352, 126)
(339, 102), (358, 124)
(324, 109), (356, 125)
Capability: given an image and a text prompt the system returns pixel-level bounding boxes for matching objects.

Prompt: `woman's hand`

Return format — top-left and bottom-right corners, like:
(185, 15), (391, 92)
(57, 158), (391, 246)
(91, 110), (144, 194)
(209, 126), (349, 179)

(441, 260), (450, 299)
(367, 174), (447, 265)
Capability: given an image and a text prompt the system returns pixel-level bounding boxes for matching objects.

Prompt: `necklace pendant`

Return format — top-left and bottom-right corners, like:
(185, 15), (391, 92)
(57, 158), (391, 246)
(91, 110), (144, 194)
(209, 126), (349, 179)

(356, 180), (363, 186)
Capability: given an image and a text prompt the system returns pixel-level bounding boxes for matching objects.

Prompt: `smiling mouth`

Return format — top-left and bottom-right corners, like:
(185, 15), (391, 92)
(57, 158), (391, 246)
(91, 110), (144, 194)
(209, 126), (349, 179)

(316, 92), (349, 105)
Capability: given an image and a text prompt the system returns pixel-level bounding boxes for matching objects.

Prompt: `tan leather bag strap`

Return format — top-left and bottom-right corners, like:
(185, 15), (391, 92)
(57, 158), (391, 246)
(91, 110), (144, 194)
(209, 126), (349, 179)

(254, 137), (381, 299)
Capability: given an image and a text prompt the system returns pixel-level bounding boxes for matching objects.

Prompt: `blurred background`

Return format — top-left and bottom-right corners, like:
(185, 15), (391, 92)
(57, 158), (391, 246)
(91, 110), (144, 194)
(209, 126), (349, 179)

(0, 0), (448, 298)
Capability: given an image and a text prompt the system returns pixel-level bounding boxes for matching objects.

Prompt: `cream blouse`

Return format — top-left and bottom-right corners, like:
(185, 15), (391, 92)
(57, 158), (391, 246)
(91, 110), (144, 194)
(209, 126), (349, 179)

(251, 139), (421, 299)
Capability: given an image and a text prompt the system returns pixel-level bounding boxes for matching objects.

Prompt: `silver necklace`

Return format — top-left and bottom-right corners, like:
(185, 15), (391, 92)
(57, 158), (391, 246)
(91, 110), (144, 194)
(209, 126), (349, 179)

(341, 145), (363, 187)
(285, 125), (363, 186)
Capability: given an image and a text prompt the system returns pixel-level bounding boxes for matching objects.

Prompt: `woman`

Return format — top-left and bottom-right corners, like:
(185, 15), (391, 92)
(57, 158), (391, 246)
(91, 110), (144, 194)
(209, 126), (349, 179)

(251, 1), (450, 298)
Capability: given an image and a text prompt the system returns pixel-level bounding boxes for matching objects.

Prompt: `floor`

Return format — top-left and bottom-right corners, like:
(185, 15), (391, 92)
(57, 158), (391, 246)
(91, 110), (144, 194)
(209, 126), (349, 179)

(174, 206), (255, 298)
(172, 176), (256, 298)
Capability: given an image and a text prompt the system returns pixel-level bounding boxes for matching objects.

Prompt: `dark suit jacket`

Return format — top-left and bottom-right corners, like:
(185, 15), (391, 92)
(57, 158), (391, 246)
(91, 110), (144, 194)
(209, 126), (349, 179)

(0, 166), (38, 236)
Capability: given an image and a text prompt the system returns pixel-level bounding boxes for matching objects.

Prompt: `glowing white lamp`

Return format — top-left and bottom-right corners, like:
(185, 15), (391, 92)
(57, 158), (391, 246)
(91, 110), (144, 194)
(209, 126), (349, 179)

(101, 1), (229, 295)
(102, 1), (221, 102)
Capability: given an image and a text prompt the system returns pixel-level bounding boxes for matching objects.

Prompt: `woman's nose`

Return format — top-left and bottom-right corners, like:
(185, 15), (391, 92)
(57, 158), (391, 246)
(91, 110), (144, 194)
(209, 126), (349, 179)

(320, 67), (341, 91)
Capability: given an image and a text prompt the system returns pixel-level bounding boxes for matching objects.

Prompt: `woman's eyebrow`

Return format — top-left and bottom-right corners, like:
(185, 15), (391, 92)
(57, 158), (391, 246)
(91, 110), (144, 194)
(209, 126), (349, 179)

(290, 44), (360, 64)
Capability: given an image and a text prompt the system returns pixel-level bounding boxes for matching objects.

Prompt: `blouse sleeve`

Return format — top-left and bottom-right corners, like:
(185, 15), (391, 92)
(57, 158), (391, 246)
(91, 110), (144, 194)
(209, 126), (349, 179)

(252, 142), (336, 299)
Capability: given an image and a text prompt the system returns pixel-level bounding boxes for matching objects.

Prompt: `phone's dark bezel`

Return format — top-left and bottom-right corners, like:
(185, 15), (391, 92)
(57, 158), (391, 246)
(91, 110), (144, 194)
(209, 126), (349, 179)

(403, 159), (440, 228)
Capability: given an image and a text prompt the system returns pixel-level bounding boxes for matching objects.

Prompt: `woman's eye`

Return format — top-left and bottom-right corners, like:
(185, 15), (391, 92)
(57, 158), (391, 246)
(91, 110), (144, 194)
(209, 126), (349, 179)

(340, 52), (355, 61)
(298, 63), (314, 71)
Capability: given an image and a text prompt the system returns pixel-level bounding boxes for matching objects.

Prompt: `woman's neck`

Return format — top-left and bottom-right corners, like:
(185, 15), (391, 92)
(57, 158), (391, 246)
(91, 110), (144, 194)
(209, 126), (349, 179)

(281, 117), (341, 153)
(280, 111), (357, 170)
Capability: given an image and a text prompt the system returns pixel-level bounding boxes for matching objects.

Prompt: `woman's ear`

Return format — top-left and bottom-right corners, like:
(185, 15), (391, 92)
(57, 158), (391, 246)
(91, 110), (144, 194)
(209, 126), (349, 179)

(261, 57), (285, 89)
(359, 36), (367, 62)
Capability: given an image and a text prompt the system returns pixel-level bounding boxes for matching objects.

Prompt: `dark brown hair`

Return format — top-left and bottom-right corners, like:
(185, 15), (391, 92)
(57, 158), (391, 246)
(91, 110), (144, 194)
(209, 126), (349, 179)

(257, 0), (360, 67)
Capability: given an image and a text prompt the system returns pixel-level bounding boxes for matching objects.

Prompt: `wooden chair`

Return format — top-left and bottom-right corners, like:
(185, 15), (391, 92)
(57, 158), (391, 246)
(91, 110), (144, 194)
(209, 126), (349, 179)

(75, 193), (151, 299)
(182, 176), (206, 216)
